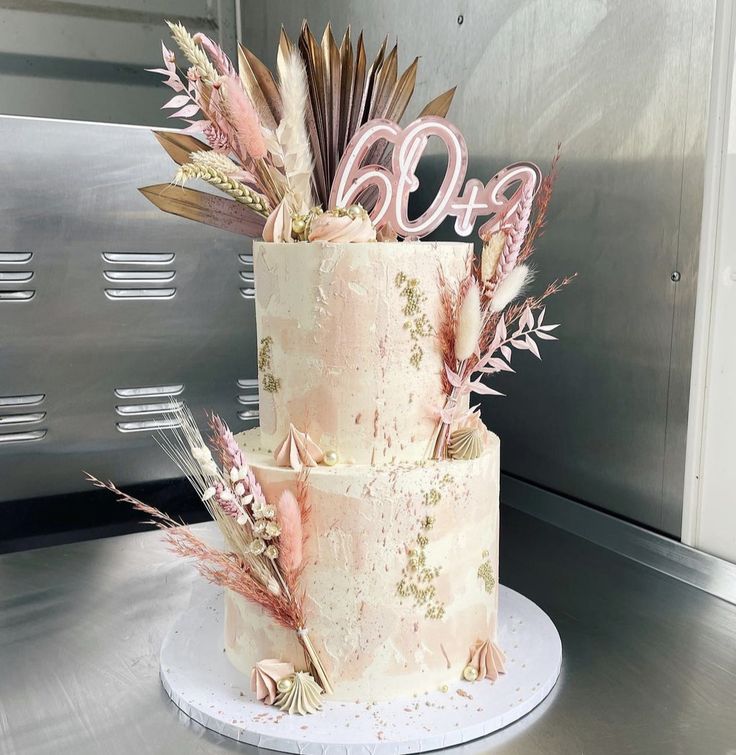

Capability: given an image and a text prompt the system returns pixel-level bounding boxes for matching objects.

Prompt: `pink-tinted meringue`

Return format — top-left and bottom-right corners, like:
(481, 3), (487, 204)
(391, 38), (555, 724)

(467, 639), (506, 682)
(274, 423), (324, 469)
(251, 658), (295, 705)
(308, 208), (376, 243)
(263, 199), (293, 243)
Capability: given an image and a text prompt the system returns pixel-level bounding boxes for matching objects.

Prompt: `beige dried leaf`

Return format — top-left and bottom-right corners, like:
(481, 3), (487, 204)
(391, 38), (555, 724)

(481, 231), (506, 283)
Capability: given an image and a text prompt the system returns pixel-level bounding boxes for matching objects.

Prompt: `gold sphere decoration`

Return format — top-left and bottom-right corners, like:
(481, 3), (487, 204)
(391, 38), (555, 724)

(323, 450), (338, 467)
(277, 676), (294, 693)
(462, 665), (479, 682)
(347, 204), (363, 219)
(291, 217), (306, 235)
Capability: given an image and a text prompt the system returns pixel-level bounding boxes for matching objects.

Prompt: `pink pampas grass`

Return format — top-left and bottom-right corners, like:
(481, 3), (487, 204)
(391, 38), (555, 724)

(218, 75), (267, 161)
(276, 489), (302, 573)
(193, 32), (236, 76)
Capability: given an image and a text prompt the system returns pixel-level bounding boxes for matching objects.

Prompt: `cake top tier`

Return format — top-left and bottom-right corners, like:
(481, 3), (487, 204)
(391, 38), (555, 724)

(254, 240), (472, 465)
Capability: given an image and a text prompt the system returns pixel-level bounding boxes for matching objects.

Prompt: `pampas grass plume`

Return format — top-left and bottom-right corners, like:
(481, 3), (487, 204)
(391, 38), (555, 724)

(220, 76), (267, 160)
(490, 265), (530, 313)
(455, 278), (482, 361)
(275, 38), (314, 213)
(276, 489), (302, 572)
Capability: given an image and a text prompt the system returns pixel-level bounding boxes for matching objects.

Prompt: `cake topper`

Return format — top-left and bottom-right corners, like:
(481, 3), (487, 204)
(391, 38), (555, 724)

(330, 116), (542, 240)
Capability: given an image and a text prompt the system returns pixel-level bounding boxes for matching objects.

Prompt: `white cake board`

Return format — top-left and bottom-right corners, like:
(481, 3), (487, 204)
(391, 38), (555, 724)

(160, 585), (561, 754)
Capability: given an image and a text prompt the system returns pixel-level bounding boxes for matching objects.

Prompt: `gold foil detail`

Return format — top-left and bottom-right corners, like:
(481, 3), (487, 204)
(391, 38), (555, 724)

(477, 560), (496, 594)
(395, 272), (433, 369)
(258, 336), (281, 393)
(397, 481), (446, 620)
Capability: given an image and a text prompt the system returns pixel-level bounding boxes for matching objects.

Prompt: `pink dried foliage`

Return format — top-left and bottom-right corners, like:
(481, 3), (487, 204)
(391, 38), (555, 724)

(193, 33), (236, 76)
(519, 146), (560, 265)
(218, 75), (267, 162)
(148, 43), (222, 144)
(276, 489), (302, 573)
(485, 185), (533, 297)
(202, 120), (231, 151)
(213, 482), (240, 519)
(432, 155), (573, 458)
(209, 414), (267, 509)
(437, 267), (475, 394)
(85, 472), (306, 632)
(295, 467), (312, 551)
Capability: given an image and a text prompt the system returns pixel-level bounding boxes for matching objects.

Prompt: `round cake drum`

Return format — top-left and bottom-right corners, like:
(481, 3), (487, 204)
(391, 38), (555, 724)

(160, 585), (562, 753)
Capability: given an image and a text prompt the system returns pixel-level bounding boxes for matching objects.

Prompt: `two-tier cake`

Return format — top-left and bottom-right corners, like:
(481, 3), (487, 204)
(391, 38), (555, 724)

(91, 18), (567, 723)
(225, 240), (501, 702)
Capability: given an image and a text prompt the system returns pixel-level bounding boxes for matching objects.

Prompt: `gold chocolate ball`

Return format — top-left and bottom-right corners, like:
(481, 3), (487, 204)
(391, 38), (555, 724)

(347, 204), (363, 219)
(462, 665), (479, 682)
(323, 450), (338, 467)
(311, 206), (324, 216)
(277, 676), (294, 693)
(291, 217), (306, 235)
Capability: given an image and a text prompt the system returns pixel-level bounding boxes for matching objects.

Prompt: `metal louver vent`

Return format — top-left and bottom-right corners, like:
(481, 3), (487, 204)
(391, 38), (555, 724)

(237, 378), (259, 422)
(0, 393), (47, 443)
(0, 252), (35, 302)
(102, 252), (176, 300)
(239, 253), (255, 300)
(114, 384), (185, 433)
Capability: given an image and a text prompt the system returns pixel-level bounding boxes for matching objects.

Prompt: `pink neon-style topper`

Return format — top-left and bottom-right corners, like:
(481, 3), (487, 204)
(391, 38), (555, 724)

(330, 116), (542, 239)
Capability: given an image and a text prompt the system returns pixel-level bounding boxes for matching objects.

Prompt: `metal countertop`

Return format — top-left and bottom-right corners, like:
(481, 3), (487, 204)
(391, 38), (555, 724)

(1, 507), (735, 755)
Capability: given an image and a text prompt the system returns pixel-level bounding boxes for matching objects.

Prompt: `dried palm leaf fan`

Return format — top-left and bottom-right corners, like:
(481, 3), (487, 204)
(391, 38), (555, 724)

(238, 22), (456, 209)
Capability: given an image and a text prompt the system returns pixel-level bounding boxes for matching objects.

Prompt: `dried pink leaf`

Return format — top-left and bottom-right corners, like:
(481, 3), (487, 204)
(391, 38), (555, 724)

(525, 335), (541, 359)
(163, 94), (192, 109)
(170, 103), (201, 119)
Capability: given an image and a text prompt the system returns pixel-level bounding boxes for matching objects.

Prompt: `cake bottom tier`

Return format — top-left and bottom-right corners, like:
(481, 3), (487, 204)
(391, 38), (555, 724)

(225, 428), (500, 703)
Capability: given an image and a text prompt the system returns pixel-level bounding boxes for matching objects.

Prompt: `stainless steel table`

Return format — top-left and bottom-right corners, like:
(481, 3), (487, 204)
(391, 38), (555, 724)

(2, 507), (735, 755)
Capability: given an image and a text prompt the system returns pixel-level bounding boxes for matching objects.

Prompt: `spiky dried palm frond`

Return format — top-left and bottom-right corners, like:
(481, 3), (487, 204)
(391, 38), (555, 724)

(238, 22), (457, 208)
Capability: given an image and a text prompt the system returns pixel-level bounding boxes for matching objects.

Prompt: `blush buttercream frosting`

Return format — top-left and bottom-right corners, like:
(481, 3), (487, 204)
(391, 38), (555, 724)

(226, 427), (501, 703)
(307, 209), (376, 242)
(253, 240), (472, 465)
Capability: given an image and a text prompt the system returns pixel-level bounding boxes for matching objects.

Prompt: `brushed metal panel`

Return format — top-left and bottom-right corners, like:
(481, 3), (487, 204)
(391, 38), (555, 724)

(242, 1), (716, 535)
(0, 116), (256, 502)
(0, 1), (237, 126)
(503, 474), (736, 605)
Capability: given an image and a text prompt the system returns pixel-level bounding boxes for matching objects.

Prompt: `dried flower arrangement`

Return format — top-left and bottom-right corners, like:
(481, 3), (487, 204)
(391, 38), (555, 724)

(431, 153), (575, 459)
(86, 404), (332, 697)
(142, 21), (454, 240)
(143, 22), (573, 446)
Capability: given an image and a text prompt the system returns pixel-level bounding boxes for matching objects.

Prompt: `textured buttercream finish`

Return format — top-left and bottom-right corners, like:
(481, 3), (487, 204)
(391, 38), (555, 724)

(225, 428), (500, 703)
(253, 241), (472, 465)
